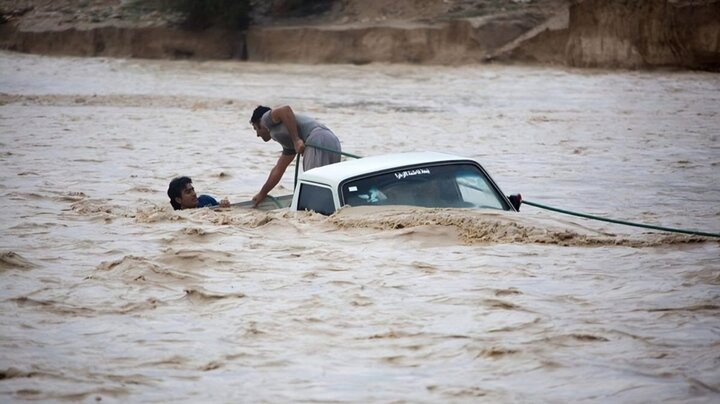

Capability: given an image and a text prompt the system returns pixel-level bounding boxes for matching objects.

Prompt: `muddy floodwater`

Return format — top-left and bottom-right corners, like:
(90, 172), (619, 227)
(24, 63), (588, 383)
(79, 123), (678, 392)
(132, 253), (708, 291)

(1, 51), (719, 402)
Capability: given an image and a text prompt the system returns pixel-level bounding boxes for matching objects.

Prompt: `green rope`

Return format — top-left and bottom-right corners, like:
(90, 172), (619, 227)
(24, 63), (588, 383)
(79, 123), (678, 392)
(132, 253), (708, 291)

(523, 199), (720, 238)
(294, 153), (300, 191)
(305, 142), (362, 159)
(293, 142), (362, 190)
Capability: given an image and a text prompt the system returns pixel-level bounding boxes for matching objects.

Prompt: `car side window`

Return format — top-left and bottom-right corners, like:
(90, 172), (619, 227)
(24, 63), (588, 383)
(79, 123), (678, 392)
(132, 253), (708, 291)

(297, 184), (335, 215)
(456, 173), (504, 209)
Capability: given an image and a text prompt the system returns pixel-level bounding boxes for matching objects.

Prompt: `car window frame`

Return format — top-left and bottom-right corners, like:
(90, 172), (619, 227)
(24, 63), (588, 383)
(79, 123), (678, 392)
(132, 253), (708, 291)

(339, 160), (513, 211)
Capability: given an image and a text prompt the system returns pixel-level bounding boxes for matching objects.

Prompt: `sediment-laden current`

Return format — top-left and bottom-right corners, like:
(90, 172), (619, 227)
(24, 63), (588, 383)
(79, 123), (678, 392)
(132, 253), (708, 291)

(1, 51), (719, 402)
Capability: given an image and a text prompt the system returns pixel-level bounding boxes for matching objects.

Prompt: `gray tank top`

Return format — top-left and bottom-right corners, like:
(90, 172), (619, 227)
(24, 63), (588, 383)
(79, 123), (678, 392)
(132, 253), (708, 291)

(261, 111), (329, 155)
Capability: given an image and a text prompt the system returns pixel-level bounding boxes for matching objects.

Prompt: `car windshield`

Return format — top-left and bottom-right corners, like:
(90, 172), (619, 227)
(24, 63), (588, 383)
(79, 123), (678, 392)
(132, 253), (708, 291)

(341, 163), (509, 210)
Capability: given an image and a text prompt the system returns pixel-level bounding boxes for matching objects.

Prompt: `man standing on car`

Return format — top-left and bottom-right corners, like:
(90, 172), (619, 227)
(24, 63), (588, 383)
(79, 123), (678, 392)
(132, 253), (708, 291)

(249, 105), (341, 207)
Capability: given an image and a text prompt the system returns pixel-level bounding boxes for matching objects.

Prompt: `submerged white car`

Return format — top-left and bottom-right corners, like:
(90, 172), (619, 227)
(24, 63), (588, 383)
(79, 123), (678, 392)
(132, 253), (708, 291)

(251, 152), (520, 215)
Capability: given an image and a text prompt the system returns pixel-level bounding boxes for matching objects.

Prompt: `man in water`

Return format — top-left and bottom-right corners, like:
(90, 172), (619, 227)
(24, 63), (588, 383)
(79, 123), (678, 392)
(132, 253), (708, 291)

(167, 176), (229, 210)
(249, 105), (341, 207)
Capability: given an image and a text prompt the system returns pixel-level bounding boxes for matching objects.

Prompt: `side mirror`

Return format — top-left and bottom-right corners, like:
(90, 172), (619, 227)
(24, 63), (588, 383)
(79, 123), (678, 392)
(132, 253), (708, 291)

(507, 194), (522, 211)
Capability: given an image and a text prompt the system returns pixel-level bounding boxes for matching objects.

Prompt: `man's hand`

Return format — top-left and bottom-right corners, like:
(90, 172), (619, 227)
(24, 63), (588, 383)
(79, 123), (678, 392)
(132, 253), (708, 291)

(294, 139), (305, 155)
(252, 193), (266, 208)
(254, 153), (294, 208)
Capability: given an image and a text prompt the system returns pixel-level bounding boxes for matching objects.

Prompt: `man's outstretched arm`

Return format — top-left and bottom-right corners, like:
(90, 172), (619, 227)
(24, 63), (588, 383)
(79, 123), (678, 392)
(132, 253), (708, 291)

(253, 153), (296, 207)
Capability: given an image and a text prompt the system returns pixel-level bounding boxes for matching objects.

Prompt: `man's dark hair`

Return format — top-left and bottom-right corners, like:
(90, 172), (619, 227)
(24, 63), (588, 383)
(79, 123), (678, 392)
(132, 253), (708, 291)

(250, 105), (271, 125)
(167, 176), (192, 210)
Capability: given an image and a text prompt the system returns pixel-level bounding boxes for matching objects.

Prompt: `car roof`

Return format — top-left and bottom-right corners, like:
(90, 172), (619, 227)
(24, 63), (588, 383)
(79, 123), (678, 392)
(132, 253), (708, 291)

(298, 151), (477, 187)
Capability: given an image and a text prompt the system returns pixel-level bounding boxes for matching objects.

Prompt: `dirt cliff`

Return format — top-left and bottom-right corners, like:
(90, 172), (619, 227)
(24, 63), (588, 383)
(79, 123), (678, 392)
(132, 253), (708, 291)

(1, 0), (718, 70)
(564, 0), (720, 69)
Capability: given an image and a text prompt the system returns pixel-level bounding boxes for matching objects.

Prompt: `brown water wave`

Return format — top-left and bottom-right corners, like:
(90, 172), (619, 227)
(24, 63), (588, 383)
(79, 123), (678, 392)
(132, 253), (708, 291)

(9, 296), (98, 317)
(0, 367), (134, 401)
(75, 198), (718, 247)
(182, 288), (246, 304)
(94, 255), (199, 284)
(0, 251), (36, 271)
(8, 295), (162, 316)
(0, 92), (247, 111)
(70, 198), (135, 217)
(329, 206), (716, 247)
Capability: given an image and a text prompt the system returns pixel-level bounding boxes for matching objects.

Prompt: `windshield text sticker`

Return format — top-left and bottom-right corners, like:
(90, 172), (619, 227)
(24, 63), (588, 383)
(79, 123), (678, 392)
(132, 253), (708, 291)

(394, 168), (431, 179)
